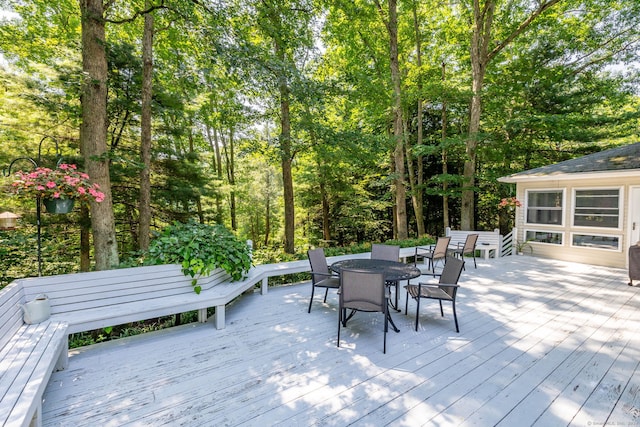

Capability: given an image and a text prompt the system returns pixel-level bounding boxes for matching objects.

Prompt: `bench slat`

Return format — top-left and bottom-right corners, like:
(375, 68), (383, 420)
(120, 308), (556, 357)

(0, 283), (25, 352)
(0, 321), (68, 427)
(445, 228), (502, 259)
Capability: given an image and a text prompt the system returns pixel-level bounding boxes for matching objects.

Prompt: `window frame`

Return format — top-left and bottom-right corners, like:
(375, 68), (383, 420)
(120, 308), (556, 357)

(524, 189), (565, 227)
(570, 232), (622, 252)
(524, 229), (564, 246)
(571, 187), (623, 231)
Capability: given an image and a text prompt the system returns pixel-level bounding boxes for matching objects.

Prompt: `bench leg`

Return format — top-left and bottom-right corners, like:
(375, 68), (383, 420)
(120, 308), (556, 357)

(261, 277), (268, 295)
(214, 305), (225, 329)
(55, 334), (69, 371)
(29, 402), (42, 427)
(198, 308), (207, 323)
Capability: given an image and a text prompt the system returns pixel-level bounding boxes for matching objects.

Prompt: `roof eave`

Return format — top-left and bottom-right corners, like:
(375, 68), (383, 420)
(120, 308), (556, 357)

(498, 169), (640, 184)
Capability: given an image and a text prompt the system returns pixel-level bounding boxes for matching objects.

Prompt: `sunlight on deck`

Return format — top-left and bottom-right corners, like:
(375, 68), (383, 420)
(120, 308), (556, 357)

(41, 256), (640, 426)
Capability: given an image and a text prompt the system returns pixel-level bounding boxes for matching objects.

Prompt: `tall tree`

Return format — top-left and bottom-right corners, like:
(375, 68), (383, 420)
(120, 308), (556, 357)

(460, 0), (561, 230)
(138, 0), (154, 251)
(79, 0), (119, 269)
(253, 0), (315, 253)
(409, 1), (425, 236)
(375, 0), (407, 239)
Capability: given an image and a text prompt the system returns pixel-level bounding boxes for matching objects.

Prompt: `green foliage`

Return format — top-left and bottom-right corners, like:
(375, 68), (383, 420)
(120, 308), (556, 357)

(146, 221), (252, 294)
(1, 0), (639, 276)
(0, 215), (84, 289)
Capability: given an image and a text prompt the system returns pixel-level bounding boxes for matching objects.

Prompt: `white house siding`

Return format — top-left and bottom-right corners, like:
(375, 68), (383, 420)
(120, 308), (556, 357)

(514, 174), (640, 269)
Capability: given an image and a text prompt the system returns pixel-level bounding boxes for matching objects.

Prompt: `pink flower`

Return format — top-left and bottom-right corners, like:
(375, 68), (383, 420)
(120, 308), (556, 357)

(12, 164), (105, 203)
(498, 197), (522, 209)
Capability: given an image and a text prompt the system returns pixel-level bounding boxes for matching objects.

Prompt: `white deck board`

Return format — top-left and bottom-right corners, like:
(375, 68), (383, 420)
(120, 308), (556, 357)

(41, 256), (640, 426)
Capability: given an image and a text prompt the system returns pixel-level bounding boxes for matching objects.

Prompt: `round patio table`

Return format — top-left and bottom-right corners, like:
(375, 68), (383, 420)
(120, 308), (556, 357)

(330, 259), (421, 332)
(330, 258), (421, 281)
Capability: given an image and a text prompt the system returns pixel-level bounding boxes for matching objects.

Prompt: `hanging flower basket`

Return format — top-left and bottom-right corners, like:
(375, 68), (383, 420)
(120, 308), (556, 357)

(43, 198), (75, 214)
(11, 164), (105, 206)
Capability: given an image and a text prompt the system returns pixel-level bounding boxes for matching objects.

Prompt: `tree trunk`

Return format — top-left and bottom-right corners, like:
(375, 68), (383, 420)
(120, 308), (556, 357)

(80, 0), (119, 270)
(411, 4), (425, 237)
(80, 204), (91, 271)
(265, 169), (271, 246)
(320, 180), (331, 241)
(387, 0), (407, 239)
(138, 1), (153, 251)
(207, 126), (224, 224)
(442, 61), (450, 230)
(227, 128), (236, 231)
(404, 120), (422, 237)
(276, 49), (295, 254)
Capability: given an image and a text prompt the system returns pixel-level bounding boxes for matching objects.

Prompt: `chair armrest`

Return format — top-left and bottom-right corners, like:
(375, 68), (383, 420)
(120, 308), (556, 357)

(312, 271), (335, 278)
(326, 265), (339, 276)
(420, 272), (442, 279)
(418, 282), (460, 288)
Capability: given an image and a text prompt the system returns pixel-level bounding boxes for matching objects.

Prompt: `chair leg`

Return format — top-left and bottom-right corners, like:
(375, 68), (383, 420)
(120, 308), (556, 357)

(337, 306), (342, 347)
(390, 281), (399, 311)
(415, 296), (420, 331)
(323, 287), (329, 303)
(308, 285), (315, 313)
(473, 253), (477, 269)
(439, 300), (444, 317)
(405, 291), (409, 315)
(383, 305), (388, 354)
(452, 301), (459, 333)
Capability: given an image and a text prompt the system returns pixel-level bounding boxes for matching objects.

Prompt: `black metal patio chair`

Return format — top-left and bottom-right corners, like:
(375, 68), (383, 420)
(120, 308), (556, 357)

(450, 233), (478, 269)
(415, 236), (451, 273)
(307, 248), (340, 313)
(404, 256), (464, 332)
(337, 268), (389, 353)
(371, 243), (402, 309)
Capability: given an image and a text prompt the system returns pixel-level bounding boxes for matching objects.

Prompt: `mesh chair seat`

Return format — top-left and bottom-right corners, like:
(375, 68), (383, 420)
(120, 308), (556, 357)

(315, 277), (340, 289)
(406, 285), (454, 301)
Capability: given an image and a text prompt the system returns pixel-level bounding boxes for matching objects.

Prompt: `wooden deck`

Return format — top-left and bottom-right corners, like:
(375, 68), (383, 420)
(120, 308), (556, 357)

(41, 256), (640, 426)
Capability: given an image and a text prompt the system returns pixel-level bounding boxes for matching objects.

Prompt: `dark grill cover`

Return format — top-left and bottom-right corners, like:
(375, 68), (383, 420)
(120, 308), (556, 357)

(628, 245), (640, 285)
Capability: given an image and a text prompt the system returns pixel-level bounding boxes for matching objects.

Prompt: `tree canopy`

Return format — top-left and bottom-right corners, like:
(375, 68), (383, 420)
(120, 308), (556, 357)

(0, 0), (638, 282)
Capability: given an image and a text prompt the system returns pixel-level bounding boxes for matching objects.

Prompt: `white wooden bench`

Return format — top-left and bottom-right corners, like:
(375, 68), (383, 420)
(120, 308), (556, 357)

(17, 263), (275, 340)
(0, 282), (69, 427)
(445, 227), (503, 259)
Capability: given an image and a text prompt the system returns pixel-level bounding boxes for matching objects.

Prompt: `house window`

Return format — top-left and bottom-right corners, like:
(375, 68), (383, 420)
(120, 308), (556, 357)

(525, 230), (563, 245)
(571, 233), (620, 251)
(573, 189), (620, 228)
(526, 190), (563, 225)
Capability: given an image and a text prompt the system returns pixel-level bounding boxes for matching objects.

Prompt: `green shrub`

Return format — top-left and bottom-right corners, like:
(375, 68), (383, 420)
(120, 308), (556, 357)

(146, 220), (252, 293)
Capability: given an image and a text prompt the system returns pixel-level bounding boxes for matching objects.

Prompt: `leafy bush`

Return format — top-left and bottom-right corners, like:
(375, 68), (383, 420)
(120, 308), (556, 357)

(146, 221), (252, 293)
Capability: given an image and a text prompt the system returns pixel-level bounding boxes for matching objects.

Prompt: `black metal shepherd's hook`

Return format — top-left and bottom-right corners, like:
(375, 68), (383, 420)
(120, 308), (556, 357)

(4, 136), (62, 276)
